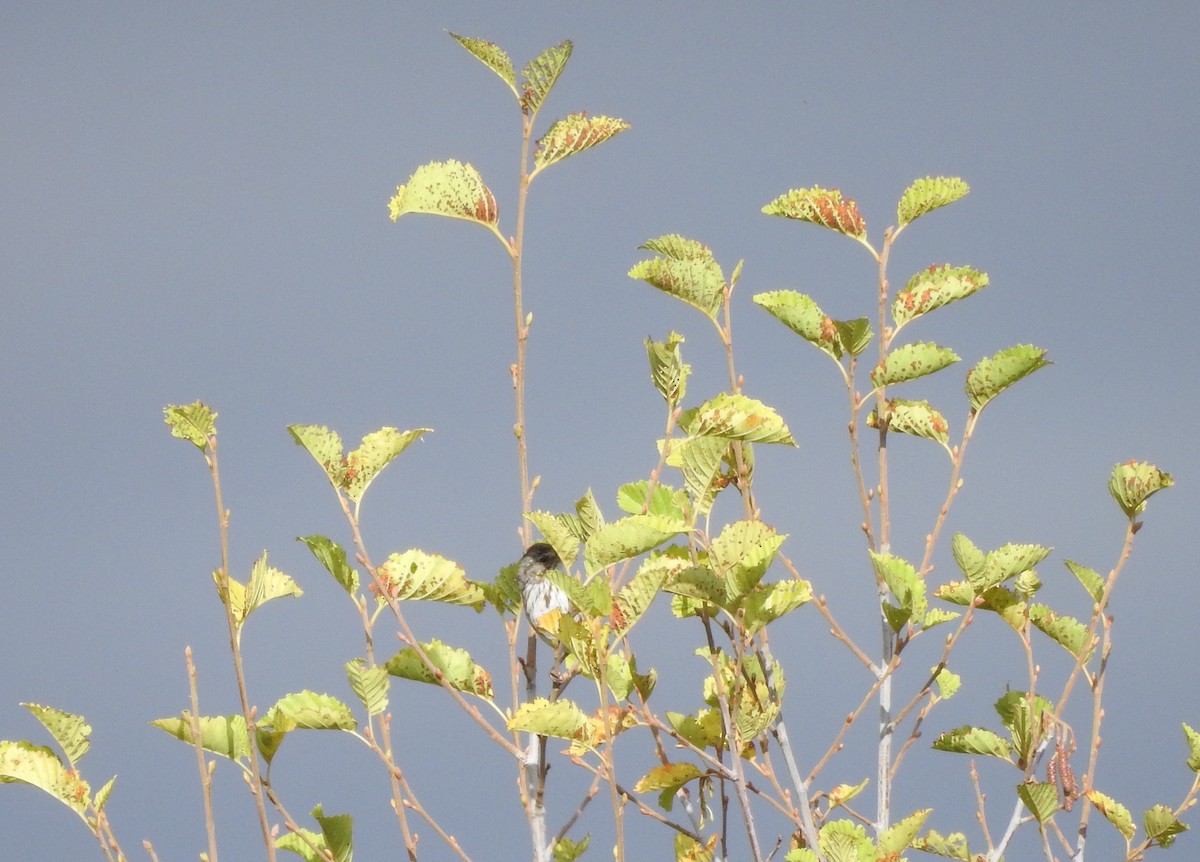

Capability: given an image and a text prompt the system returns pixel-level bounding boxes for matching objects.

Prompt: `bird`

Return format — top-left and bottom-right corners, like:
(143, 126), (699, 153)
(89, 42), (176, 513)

(516, 542), (574, 642)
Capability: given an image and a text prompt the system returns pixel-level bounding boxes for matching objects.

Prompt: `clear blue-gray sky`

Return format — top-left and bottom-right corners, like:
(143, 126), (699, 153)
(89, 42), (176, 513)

(3, 4), (1198, 860)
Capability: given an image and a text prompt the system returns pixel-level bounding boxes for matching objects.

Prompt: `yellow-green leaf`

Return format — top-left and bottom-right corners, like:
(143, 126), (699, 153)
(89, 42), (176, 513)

(692, 393), (796, 445)
(448, 32), (516, 91)
(386, 640), (493, 700)
(509, 698), (587, 739)
(763, 186), (867, 239)
(897, 176), (970, 227)
(629, 235), (725, 321)
(966, 344), (1050, 412)
(520, 40), (572, 114)
(1088, 790), (1135, 840)
(1018, 782), (1060, 824)
(0, 740), (90, 819)
(868, 398), (950, 448)
(533, 113), (629, 173)
(388, 159), (499, 227)
(375, 550), (487, 609)
(164, 401), (216, 450)
(892, 264), (987, 329)
(871, 342), (960, 388)
(1108, 460), (1173, 518)
(22, 704), (90, 765)
(343, 427), (431, 503)
(150, 714), (250, 761)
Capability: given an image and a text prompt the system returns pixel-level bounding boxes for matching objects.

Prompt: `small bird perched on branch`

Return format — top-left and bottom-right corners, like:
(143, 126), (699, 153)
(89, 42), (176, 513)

(516, 542), (573, 643)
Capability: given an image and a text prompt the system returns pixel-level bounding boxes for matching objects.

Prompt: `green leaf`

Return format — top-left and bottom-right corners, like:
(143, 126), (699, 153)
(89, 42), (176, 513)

(375, 550), (487, 609)
(1029, 604), (1091, 659)
(879, 809), (932, 856)
(343, 427), (431, 503)
(1183, 723), (1200, 772)
(966, 345), (1050, 412)
(1144, 804), (1188, 847)
(867, 399), (950, 447)
(150, 714), (250, 761)
(1018, 782), (1060, 824)
(311, 804), (353, 862)
(0, 740), (91, 819)
(552, 834), (591, 862)
(257, 693), (356, 763)
(277, 827), (325, 862)
(574, 488), (606, 540)
(871, 342), (960, 388)
(448, 33), (516, 92)
(1087, 790), (1135, 840)
(977, 543), (1053, 592)
(629, 235), (725, 321)
(951, 533), (986, 582)
(932, 667), (961, 699)
(345, 659), (389, 716)
(388, 159), (500, 227)
(509, 698), (588, 739)
(262, 692), (357, 732)
(742, 579), (813, 635)
(1064, 559), (1104, 603)
(912, 829), (971, 860)
(666, 709), (725, 750)
(891, 264), (987, 329)
(710, 520), (787, 599)
(931, 726), (1013, 761)
(164, 401), (216, 450)
(386, 639), (494, 700)
(288, 424), (344, 485)
(752, 290), (847, 360)
(664, 434), (730, 515)
(897, 176), (970, 227)
(762, 186), (867, 240)
(835, 317), (873, 356)
(299, 535), (360, 595)
(244, 551), (303, 621)
(612, 556), (671, 636)
(520, 39), (572, 114)
(583, 514), (687, 576)
(692, 393), (796, 445)
(828, 778), (870, 809)
(870, 552), (927, 631)
(635, 762), (704, 811)
(1108, 460), (1174, 518)
(617, 480), (686, 520)
(995, 691), (1053, 766)
(525, 512), (582, 566)
(93, 775), (116, 813)
(533, 113), (630, 174)
(22, 704), (90, 766)
(645, 331), (690, 406)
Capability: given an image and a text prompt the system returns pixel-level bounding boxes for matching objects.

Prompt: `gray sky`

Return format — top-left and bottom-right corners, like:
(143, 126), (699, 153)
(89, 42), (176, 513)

(3, 4), (1198, 860)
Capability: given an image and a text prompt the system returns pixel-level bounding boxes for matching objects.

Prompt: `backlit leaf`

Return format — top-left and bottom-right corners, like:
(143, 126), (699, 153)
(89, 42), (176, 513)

(897, 176), (970, 227)
(583, 515), (686, 576)
(629, 235), (725, 321)
(0, 740), (89, 819)
(1144, 804), (1187, 846)
(911, 829), (971, 860)
(742, 578), (813, 634)
(448, 33), (516, 91)
(1064, 559), (1104, 603)
(879, 809), (932, 856)
(871, 342), (959, 388)
(388, 159), (500, 227)
(533, 113), (630, 173)
(616, 480), (686, 520)
(345, 659), (389, 716)
(1108, 460), (1173, 518)
(664, 434), (729, 515)
(645, 331), (690, 406)
(150, 714), (249, 761)
(509, 698), (588, 739)
(343, 427), (431, 503)
(520, 40), (572, 114)
(710, 520), (787, 598)
(164, 401), (216, 450)
(763, 187), (867, 239)
(1018, 782), (1060, 824)
(299, 535), (360, 595)
(892, 264), (987, 329)
(752, 290), (845, 360)
(1088, 790), (1135, 840)
(931, 726), (1013, 761)
(966, 345), (1050, 412)
(692, 393), (796, 445)
(1182, 723), (1200, 772)
(386, 640), (493, 700)
(22, 704), (90, 766)
(244, 551), (303, 622)
(375, 550), (487, 609)
(868, 399), (950, 447)
(1029, 604), (1090, 659)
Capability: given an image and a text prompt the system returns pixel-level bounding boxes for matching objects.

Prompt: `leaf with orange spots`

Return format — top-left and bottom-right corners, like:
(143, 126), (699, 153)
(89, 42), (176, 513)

(386, 639), (494, 701)
(891, 265), (987, 330)
(692, 392), (796, 445)
(629, 235), (725, 321)
(763, 186), (867, 240)
(1108, 460), (1173, 517)
(867, 399), (950, 448)
(897, 176), (970, 227)
(965, 345), (1050, 411)
(871, 342), (960, 389)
